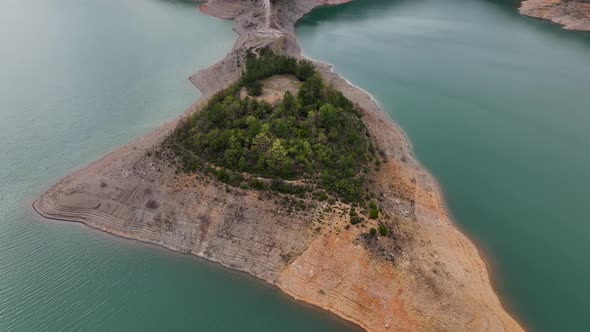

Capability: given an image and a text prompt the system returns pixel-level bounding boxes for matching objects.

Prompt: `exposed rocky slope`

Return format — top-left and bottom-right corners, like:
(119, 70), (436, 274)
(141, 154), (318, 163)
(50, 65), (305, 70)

(520, 0), (590, 31)
(34, 0), (524, 330)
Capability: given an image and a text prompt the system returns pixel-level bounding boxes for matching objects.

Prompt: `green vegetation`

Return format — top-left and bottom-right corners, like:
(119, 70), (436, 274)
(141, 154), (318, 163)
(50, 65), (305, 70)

(245, 80), (262, 96)
(312, 190), (329, 201)
(165, 48), (375, 203)
(378, 223), (388, 236)
(349, 207), (363, 225)
(369, 200), (379, 219)
(370, 228), (377, 236)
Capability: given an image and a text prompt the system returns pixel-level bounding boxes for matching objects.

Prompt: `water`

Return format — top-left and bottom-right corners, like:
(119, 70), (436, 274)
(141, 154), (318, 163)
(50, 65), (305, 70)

(296, 0), (590, 330)
(0, 0), (357, 330)
(3, 0), (590, 330)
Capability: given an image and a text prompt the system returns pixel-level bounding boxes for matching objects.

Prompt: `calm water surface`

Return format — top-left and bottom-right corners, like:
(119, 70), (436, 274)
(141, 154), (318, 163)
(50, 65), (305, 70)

(297, 0), (590, 330)
(0, 0), (357, 330)
(3, 0), (590, 330)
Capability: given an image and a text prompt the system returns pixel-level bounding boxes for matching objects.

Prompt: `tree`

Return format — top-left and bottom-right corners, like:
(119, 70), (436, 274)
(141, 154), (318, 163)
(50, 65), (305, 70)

(273, 118), (289, 138)
(298, 73), (324, 106)
(253, 132), (271, 153)
(283, 90), (295, 112)
(295, 60), (316, 81)
(246, 80), (263, 96)
(268, 138), (288, 170)
(247, 116), (261, 138)
(319, 103), (339, 127)
(206, 103), (226, 125)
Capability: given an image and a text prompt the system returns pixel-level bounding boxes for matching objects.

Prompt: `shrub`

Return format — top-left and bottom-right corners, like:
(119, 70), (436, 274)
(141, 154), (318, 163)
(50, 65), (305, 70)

(248, 178), (267, 190)
(370, 228), (377, 236)
(271, 179), (308, 195)
(227, 173), (244, 187)
(216, 168), (229, 182)
(350, 215), (363, 225)
(369, 200), (379, 219)
(145, 199), (159, 209)
(378, 223), (387, 236)
(313, 190), (329, 201)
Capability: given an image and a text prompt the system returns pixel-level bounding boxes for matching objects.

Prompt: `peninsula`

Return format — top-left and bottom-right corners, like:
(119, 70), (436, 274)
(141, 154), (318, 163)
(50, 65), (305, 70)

(519, 0), (590, 31)
(34, 0), (524, 330)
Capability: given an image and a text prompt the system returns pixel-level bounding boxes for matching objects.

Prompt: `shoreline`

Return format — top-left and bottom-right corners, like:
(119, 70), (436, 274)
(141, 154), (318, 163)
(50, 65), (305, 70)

(519, 0), (590, 32)
(33, 0), (524, 330)
(32, 199), (365, 330)
(32, 180), (358, 326)
(299, 33), (526, 330)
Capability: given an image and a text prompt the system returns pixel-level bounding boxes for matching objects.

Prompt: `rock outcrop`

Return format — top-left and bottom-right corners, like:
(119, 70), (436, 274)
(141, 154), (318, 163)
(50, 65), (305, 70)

(520, 0), (590, 31)
(34, 0), (524, 330)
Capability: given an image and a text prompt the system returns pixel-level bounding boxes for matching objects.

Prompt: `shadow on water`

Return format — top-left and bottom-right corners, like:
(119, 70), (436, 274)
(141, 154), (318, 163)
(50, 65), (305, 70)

(298, 0), (407, 25)
(302, 0), (590, 43)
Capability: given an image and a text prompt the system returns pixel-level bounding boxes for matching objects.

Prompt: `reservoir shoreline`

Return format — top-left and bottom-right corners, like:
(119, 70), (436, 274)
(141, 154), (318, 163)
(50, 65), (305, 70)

(33, 0), (523, 330)
(340, 70), (526, 330)
(519, 0), (590, 31)
(32, 198), (363, 331)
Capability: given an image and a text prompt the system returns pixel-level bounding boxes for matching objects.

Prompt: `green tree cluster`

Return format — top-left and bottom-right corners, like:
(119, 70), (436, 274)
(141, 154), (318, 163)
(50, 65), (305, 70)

(167, 48), (375, 203)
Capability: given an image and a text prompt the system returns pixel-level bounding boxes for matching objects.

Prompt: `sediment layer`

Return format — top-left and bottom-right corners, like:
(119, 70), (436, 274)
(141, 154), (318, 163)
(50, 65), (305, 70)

(34, 0), (524, 330)
(520, 0), (590, 31)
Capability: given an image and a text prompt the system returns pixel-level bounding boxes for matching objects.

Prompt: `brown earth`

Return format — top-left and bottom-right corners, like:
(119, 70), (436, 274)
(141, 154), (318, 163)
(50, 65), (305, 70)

(33, 0), (524, 331)
(520, 0), (590, 31)
(240, 74), (302, 104)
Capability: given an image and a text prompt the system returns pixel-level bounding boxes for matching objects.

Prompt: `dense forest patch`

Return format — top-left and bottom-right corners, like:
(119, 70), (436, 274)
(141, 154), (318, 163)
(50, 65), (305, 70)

(163, 48), (377, 203)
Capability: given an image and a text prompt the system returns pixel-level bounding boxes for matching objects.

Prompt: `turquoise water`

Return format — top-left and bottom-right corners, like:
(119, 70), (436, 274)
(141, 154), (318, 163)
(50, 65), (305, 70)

(296, 0), (590, 330)
(0, 0), (357, 330)
(3, 0), (590, 330)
